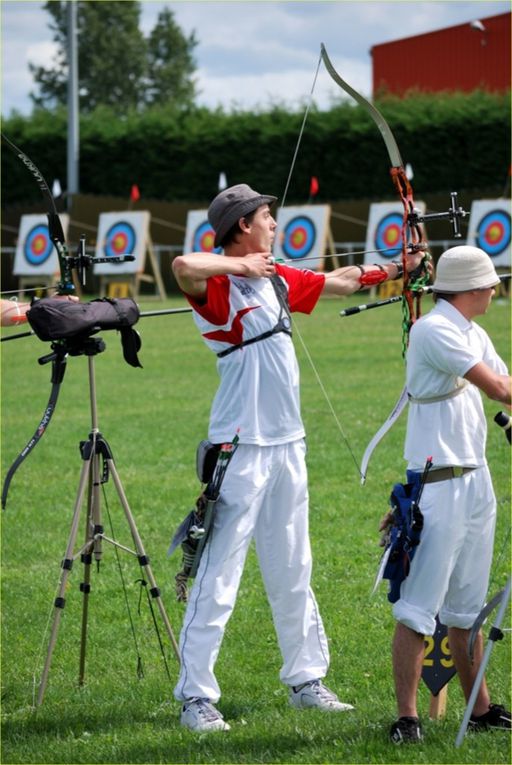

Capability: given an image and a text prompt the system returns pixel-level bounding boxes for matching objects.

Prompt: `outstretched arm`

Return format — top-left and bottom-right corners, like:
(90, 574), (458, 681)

(1, 294), (78, 326)
(321, 252), (426, 297)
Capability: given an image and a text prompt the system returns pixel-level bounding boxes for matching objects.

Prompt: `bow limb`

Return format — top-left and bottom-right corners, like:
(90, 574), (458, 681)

(2, 133), (75, 295)
(359, 385), (409, 485)
(1, 135), (74, 506)
(320, 43), (429, 329)
(320, 44), (432, 481)
(320, 44), (403, 169)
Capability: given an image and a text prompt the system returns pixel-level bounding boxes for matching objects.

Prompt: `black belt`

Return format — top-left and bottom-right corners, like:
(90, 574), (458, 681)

(424, 466), (476, 484)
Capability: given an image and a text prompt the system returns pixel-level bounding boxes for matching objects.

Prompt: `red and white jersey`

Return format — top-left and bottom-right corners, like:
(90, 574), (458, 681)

(185, 264), (325, 445)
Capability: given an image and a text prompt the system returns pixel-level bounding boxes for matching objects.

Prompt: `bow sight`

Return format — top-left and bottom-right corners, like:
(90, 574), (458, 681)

(408, 192), (468, 242)
(58, 233), (136, 294)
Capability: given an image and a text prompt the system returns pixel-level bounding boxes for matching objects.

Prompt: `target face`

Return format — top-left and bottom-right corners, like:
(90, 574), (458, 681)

(94, 212), (149, 275)
(274, 206), (330, 271)
(282, 216), (317, 259)
(103, 221), (137, 259)
(192, 221), (221, 253)
(14, 214), (69, 276)
(374, 212), (403, 258)
(24, 223), (53, 265)
(475, 210), (511, 257)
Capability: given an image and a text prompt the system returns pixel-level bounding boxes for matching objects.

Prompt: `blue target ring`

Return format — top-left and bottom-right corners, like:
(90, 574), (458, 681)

(104, 221), (136, 259)
(193, 221), (221, 253)
(374, 213), (403, 258)
(475, 210), (511, 257)
(282, 216), (316, 259)
(24, 223), (53, 266)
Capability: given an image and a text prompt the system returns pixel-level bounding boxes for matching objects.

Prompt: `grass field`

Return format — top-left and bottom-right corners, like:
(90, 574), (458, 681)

(1, 290), (510, 764)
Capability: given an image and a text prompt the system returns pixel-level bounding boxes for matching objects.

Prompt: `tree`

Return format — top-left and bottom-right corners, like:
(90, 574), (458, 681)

(145, 7), (198, 109)
(29, 1), (198, 114)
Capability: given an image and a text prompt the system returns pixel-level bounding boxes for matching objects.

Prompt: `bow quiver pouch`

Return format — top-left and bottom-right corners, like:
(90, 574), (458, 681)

(383, 470), (425, 603)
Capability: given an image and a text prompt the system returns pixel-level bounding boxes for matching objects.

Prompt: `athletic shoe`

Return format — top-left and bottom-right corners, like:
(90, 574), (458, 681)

(289, 680), (354, 711)
(390, 716), (423, 744)
(469, 704), (511, 731)
(180, 697), (230, 732)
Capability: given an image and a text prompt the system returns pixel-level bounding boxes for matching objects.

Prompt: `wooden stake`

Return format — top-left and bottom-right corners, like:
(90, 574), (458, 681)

(429, 686), (448, 719)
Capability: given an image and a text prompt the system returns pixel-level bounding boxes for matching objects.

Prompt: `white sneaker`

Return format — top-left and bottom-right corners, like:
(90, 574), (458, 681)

(289, 680), (354, 711)
(180, 697), (230, 732)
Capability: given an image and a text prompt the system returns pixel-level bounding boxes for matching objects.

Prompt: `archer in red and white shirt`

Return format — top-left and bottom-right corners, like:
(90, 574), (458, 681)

(171, 188), (423, 731)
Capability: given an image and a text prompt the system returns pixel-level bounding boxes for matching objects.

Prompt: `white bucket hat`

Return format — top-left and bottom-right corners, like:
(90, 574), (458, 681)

(432, 246), (500, 293)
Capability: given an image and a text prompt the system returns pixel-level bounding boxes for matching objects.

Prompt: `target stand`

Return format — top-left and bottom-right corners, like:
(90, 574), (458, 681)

(94, 213), (167, 301)
(35, 337), (179, 705)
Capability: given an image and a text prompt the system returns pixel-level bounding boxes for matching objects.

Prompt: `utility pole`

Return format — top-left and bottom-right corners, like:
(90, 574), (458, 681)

(67, 0), (79, 210)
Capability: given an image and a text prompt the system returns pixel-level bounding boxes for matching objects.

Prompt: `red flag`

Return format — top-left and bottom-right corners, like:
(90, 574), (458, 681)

(309, 176), (319, 197)
(130, 184), (140, 202)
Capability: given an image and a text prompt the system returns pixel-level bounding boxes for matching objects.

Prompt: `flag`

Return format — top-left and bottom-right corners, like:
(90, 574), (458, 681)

(52, 179), (62, 197)
(218, 172), (228, 191)
(130, 184), (140, 202)
(309, 176), (319, 197)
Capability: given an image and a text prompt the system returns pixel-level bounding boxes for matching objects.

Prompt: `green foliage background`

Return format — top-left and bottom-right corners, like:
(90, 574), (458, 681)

(1, 291), (510, 764)
(2, 89), (510, 208)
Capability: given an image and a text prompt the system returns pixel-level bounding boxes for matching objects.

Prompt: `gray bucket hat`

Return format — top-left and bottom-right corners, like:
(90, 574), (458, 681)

(432, 246), (501, 293)
(208, 183), (277, 247)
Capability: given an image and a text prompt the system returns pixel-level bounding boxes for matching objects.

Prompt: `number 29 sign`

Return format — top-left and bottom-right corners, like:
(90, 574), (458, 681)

(422, 617), (456, 696)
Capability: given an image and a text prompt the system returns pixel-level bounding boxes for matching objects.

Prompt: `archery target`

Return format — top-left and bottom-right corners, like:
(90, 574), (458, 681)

(94, 211), (150, 275)
(374, 212), (403, 258)
(274, 206), (330, 270)
(365, 202), (427, 266)
(104, 221), (137, 259)
(184, 211), (222, 254)
(467, 200), (511, 266)
(14, 214), (70, 276)
(281, 215), (317, 259)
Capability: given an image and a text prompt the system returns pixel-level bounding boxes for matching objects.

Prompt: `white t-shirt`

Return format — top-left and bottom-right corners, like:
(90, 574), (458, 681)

(404, 299), (508, 469)
(185, 264), (325, 445)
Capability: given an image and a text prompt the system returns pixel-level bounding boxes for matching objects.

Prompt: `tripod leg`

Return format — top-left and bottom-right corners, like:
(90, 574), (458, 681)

(106, 459), (181, 663)
(78, 448), (103, 685)
(37, 456), (92, 706)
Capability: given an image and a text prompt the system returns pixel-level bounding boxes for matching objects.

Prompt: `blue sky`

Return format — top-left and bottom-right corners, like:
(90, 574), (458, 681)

(1, 1), (509, 115)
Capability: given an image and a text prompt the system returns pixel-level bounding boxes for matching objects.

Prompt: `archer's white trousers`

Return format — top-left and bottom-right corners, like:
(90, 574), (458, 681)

(393, 466), (496, 635)
(174, 440), (330, 703)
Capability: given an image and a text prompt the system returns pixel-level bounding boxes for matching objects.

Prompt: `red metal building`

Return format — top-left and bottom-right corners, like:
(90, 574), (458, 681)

(371, 12), (511, 95)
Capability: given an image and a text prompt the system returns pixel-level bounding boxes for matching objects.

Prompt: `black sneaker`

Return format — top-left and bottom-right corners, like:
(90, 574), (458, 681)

(390, 716), (423, 744)
(469, 704), (511, 731)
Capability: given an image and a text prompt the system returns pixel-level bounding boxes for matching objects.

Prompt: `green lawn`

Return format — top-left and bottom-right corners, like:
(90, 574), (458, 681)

(1, 291), (510, 764)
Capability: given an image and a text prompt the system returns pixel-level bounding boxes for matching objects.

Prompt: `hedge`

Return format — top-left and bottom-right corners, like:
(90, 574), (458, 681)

(2, 90), (510, 208)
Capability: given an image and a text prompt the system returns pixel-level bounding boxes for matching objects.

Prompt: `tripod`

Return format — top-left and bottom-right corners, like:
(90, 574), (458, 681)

(36, 336), (180, 706)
